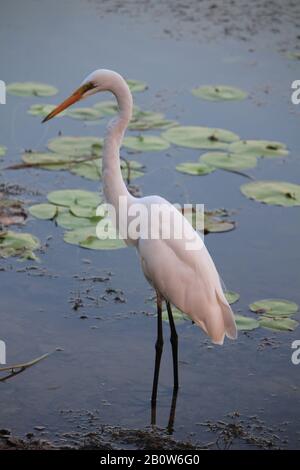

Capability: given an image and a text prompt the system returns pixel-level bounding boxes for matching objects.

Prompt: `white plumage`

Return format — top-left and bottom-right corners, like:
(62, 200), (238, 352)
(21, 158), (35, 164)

(43, 69), (237, 397)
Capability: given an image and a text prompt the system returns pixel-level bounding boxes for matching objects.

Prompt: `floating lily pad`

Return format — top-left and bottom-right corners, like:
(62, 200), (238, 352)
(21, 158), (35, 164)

(69, 159), (143, 181)
(205, 209), (236, 234)
(162, 307), (189, 324)
(286, 51), (300, 60)
(93, 101), (140, 115)
(70, 160), (101, 180)
(0, 230), (40, 260)
(175, 162), (215, 176)
(201, 151), (257, 170)
(56, 212), (100, 230)
(22, 152), (80, 170)
(0, 145), (7, 157)
(29, 203), (57, 220)
(192, 85), (247, 101)
(21, 150), (143, 183)
(240, 181), (300, 206)
(23, 152), (100, 176)
(121, 160), (144, 180)
(66, 107), (103, 121)
(47, 189), (101, 208)
(7, 82), (58, 97)
(126, 79), (147, 92)
(225, 291), (240, 305)
(204, 214), (235, 233)
(259, 317), (299, 332)
(123, 135), (170, 152)
(234, 314), (259, 331)
(28, 189), (124, 251)
(48, 136), (103, 157)
(93, 100), (119, 115)
(180, 207), (203, 231)
(249, 299), (298, 317)
(64, 225), (125, 250)
(70, 204), (97, 218)
(162, 126), (239, 150)
(228, 140), (288, 158)
(27, 103), (64, 117)
(129, 111), (177, 130)
(182, 207), (235, 234)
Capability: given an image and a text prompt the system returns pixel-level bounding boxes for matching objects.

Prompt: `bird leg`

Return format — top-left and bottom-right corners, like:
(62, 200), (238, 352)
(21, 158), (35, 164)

(167, 387), (179, 435)
(166, 301), (179, 391)
(151, 292), (164, 424)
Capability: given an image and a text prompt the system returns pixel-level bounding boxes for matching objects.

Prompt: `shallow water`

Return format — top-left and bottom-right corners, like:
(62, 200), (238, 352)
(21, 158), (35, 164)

(0, 0), (300, 449)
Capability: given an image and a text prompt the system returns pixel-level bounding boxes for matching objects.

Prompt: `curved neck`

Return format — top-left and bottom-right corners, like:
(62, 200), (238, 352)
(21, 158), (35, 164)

(102, 75), (134, 209)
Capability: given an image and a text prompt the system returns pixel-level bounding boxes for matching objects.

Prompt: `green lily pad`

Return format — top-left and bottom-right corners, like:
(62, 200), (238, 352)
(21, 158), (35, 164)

(205, 209), (236, 234)
(249, 299), (298, 317)
(0, 145), (7, 157)
(121, 160), (144, 180)
(126, 79), (147, 92)
(64, 225), (125, 250)
(28, 103), (65, 117)
(70, 160), (102, 181)
(22, 152), (80, 170)
(56, 212), (100, 230)
(162, 126), (239, 150)
(129, 111), (177, 130)
(93, 101), (140, 115)
(69, 159), (143, 181)
(162, 307), (189, 324)
(47, 189), (101, 208)
(240, 181), (300, 206)
(234, 314), (259, 331)
(201, 151), (257, 170)
(259, 317), (299, 332)
(70, 204), (98, 218)
(204, 214), (235, 233)
(48, 136), (103, 157)
(225, 291), (240, 305)
(175, 162), (215, 176)
(7, 82), (58, 97)
(0, 230), (40, 260)
(93, 100), (119, 115)
(66, 107), (103, 121)
(228, 140), (288, 158)
(286, 51), (300, 60)
(123, 135), (170, 152)
(29, 203), (57, 220)
(192, 85), (247, 101)
(182, 207), (235, 234)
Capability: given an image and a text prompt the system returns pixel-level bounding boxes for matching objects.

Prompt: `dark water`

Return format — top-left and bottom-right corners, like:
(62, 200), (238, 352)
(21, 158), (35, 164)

(0, 0), (300, 449)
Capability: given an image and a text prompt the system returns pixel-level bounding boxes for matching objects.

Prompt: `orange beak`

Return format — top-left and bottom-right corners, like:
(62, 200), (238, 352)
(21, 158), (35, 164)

(42, 82), (96, 123)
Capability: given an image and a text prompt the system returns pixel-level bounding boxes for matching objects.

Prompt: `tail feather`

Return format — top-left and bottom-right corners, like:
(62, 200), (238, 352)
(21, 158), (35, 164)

(216, 290), (238, 340)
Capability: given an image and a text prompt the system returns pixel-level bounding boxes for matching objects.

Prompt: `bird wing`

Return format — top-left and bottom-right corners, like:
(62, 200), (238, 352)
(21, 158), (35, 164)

(137, 196), (237, 345)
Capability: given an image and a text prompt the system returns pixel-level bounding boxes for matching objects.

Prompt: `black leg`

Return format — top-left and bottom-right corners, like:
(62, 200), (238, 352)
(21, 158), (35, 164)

(151, 292), (164, 425)
(166, 301), (179, 391)
(167, 387), (179, 434)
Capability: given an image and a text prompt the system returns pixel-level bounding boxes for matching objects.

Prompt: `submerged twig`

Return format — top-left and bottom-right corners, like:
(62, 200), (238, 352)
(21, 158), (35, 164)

(222, 168), (256, 180)
(3, 155), (99, 171)
(0, 352), (51, 382)
(4, 156), (134, 185)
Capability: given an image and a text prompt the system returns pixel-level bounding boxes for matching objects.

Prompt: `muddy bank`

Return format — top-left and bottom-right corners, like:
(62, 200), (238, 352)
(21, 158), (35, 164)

(90, 0), (300, 46)
(0, 427), (201, 450)
(0, 410), (287, 450)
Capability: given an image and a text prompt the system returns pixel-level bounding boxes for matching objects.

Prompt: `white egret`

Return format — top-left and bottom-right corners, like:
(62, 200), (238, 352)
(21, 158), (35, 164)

(43, 69), (237, 409)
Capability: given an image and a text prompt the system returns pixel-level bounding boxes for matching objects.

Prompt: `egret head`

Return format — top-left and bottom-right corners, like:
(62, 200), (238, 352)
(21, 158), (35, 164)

(42, 69), (122, 123)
